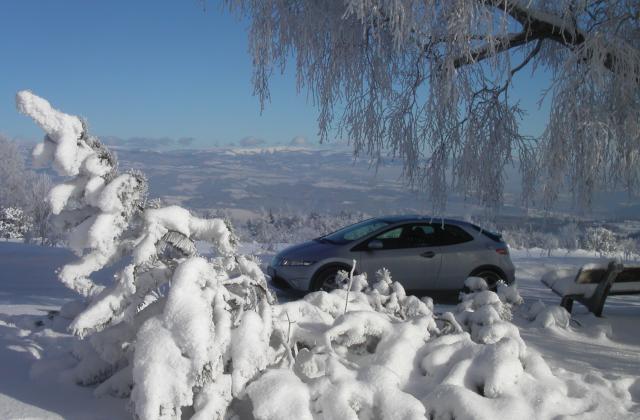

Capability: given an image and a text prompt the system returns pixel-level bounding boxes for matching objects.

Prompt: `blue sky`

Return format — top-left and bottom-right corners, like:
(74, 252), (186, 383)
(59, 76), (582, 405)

(1, 0), (550, 149)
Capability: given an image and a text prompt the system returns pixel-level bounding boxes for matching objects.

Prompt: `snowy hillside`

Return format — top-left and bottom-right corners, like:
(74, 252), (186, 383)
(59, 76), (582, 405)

(1, 241), (639, 419)
(72, 147), (640, 220)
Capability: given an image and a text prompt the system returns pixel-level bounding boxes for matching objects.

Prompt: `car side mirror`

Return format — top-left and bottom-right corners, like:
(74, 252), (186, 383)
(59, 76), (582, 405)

(368, 240), (383, 250)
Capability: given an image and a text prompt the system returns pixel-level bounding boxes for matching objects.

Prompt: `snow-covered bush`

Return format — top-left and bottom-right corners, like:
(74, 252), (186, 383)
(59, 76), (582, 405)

(583, 227), (619, 256)
(263, 273), (631, 419)
(0, 206), (32, 240)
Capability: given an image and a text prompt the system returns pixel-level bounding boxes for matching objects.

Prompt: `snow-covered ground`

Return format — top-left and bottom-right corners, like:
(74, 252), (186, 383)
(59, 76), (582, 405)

(0, 242), (638, 419)
(0, 242), (128, 419)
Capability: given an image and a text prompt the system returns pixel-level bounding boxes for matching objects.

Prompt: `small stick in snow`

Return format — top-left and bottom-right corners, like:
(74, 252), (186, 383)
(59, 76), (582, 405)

(285, 311), (294, 347)
(282, 311), (297, 365)
(343, 260), (356, 314)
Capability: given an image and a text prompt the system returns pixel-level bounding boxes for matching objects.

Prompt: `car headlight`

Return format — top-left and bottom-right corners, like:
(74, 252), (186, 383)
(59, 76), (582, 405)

(270, 255), (281, 266)
(280, 258), (316, 267)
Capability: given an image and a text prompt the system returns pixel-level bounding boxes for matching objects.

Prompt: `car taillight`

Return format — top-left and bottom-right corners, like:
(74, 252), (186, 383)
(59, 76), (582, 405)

(496, 247), (509, 255)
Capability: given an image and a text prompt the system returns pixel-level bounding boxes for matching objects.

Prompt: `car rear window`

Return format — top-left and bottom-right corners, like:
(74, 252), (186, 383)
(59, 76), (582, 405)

(469, 224), (503, 243)
(438, 224), (474, 245)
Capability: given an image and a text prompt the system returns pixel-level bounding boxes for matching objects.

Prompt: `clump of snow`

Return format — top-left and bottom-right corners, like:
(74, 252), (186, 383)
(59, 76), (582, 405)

(497, 280), (524, 304)
(464, 276), (489, 292)
(246, 369), (312, 420)
(524, 300), (571, 329)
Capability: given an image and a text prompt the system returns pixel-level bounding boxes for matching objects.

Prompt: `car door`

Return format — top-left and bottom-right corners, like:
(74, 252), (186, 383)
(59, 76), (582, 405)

(433, 224), (479, 290)
(357, 223), (442, 291)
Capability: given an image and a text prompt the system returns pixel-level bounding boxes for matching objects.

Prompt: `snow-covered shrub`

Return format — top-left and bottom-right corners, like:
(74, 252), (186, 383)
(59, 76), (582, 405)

(583, 227), (619, 256)
(523, 300), (571, 329)
(17, 91), (272, 419)
(619, 237), (639, 261)
(456, 280), (523, 343)
(0, 206), (32, 240)
(263, 274), (632, 419)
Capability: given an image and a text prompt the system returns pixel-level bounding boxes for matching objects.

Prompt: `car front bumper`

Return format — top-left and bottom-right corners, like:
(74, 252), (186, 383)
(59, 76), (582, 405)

(267, 265), (312, 291)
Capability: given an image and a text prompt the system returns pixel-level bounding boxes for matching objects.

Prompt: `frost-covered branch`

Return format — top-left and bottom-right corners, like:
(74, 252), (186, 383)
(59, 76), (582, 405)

(226, 0), (640, 211)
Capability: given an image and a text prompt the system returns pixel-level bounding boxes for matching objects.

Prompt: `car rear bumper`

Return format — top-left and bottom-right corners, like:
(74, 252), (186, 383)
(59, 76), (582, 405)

(503, 265), (516, 285)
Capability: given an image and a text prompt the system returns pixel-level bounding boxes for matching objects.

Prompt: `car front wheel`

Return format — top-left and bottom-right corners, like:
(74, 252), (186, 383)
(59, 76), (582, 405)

(310, 265), (351, 292)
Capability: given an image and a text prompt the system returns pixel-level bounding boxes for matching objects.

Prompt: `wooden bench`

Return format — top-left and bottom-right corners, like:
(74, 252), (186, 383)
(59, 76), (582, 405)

(541, 260), (640, 317)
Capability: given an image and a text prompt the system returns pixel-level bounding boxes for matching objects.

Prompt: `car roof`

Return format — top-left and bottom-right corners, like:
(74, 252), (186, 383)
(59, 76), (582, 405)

(377, 215), (470, 226)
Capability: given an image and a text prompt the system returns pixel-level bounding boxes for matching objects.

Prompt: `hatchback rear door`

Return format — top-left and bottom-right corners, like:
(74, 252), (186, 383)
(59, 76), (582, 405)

(434, 224), (482, 290)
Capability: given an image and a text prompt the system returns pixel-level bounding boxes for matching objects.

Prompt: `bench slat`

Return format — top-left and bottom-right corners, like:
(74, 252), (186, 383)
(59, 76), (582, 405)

(614, 267), (640, 283)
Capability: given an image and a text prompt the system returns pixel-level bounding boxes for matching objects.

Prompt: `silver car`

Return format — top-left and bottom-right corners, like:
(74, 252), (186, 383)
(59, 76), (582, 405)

(267, 215), (515, 294)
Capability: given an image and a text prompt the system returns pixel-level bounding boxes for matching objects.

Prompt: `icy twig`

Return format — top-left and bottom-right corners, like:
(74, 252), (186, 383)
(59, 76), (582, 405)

(343, 260), (356, 314)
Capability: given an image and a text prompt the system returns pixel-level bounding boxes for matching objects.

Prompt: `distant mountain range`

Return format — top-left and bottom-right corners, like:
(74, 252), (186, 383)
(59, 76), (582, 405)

(109, 146), (639, 221)
(22, 143), (640, 221)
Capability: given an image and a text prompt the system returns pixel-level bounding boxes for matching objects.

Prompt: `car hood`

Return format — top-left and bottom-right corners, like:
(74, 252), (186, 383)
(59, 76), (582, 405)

(275, 239), (339, 261)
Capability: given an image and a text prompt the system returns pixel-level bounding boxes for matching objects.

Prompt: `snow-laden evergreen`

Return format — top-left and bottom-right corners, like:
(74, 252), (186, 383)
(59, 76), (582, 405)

(17, 91), (272, 419)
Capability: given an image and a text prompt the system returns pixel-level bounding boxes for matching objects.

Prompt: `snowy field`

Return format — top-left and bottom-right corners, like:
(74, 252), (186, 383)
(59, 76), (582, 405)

(0, 241), (638, 419)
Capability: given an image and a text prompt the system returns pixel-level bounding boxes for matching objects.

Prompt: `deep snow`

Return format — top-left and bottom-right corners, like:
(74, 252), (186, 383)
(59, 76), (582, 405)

(0, 242), (639, 419)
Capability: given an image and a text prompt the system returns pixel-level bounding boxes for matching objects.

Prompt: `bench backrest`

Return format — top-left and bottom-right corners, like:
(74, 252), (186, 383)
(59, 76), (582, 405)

(575, 267), (608, 284)
(575, 263), (640, 294)
(614, 266), (640, 283)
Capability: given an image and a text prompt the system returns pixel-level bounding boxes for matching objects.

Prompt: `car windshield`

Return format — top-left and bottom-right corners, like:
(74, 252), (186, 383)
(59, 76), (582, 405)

(320, 219), (390, 245)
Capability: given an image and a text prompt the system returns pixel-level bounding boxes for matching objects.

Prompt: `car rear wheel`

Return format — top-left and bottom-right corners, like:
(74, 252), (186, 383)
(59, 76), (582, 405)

(310, 265), (351, 292)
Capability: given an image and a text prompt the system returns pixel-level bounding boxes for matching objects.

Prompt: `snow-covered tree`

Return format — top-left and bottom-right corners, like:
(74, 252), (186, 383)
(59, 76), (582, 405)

(226, 0), (640, 211)
(583, 226), (618, 256)
(540, 233), (560, 256)
(17, 91), (274, 419)
(0, 135), (56, 244)
(0, 135), (29, 209)
(619, 237), (639, 260)
(558, 222), (581, 252)
(23, 172), (56, 245)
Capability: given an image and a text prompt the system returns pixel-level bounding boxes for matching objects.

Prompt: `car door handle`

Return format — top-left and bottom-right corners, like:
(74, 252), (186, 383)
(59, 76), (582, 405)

(420, 251), (435, 258)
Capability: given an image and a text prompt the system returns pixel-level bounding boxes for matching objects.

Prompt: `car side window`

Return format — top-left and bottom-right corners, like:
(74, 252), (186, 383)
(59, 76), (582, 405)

(342, 221), (389, 241)
(436, 224), (474, 245)
(371, 224), (437, 249)
(376, 227), (402, 239)
(401, 224), (437, 248)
